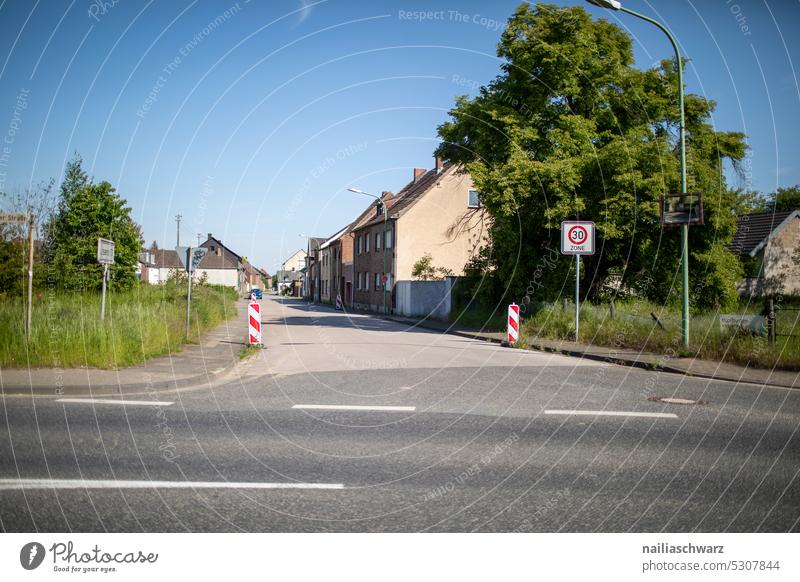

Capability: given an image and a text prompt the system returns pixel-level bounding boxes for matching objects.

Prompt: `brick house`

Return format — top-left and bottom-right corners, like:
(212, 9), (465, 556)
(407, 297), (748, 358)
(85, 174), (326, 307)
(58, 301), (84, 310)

(351, 156), (487, 312)
(318, 227), (347, 304)
(730, 210), (800, 295)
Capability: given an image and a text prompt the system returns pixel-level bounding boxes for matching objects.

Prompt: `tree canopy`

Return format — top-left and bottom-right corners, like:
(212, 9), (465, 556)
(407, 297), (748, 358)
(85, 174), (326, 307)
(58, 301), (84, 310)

(437, 3), (747, 310)
(46, 156), (143, 291)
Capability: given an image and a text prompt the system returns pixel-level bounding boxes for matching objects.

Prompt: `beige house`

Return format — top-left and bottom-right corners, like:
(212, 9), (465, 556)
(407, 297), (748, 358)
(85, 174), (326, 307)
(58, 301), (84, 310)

(352, 157), (488, 312)
(730, 210), (800, 295)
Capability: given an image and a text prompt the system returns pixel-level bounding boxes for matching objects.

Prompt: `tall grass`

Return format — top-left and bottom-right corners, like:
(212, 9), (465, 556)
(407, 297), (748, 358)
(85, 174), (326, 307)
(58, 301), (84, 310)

(0, 282), (238, 369)
(520, 299), (800, 370)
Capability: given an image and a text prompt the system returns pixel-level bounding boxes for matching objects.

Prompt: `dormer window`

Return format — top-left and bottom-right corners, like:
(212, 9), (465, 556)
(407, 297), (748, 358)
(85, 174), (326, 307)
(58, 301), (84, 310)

(376, 204), (384, 216)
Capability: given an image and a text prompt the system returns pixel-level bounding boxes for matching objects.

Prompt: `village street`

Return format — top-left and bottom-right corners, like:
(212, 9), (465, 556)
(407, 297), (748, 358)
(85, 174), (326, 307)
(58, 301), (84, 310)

(1, 295), (798, 532)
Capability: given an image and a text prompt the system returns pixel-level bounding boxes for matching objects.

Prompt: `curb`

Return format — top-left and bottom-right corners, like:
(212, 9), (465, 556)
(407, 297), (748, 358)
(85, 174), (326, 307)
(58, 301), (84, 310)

(0, 355), (244, 398)
(381, 314), (797, 390)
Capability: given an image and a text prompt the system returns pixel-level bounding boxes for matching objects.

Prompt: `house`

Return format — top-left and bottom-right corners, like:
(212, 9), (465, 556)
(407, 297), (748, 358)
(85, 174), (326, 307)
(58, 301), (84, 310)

(276, 248), (307, 296)
(153, 248), (181, 282)
(730, 210), (800, 295)
(137, 250), (159, 284)
(318, 227), (348, 304)
(302, 238), (324, 300)
(196, 233), (248, 291)
(351, 156), (487, 312)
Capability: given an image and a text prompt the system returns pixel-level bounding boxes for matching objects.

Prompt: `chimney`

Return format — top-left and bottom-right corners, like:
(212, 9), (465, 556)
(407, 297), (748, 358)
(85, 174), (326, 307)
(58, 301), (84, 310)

(381, 191), (392, 199)
(207, 232), (212, 241)
(413, 168), (426, 182)
(435, 155), (445, 173)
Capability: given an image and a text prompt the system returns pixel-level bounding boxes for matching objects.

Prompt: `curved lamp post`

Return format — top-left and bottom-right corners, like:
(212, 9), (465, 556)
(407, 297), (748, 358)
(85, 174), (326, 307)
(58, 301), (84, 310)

(586, 0), (689, 348)
(348, 187), (388, 314)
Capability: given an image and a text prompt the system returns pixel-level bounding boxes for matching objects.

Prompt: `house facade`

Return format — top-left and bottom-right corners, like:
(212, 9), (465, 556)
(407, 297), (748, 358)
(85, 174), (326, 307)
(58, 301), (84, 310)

(276, 248), (307, 296)
(318, 227), (347, 304)
(351, 157), (486, 312)
(731, 210), (800, 295)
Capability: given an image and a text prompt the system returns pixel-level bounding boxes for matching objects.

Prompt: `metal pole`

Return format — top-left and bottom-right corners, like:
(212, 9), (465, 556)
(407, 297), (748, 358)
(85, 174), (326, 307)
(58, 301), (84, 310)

(25, 215), (34, 338)
(620, 6), (689, 348)
(186, 247), (192, 338)
(100, 263), (108, 321)
(382, 202), (387, 314)
(575, 254), (580, 339)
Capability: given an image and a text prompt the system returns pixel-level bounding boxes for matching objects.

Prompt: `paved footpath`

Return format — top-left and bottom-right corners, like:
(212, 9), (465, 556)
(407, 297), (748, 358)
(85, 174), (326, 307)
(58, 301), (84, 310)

(0, 298), (250, 397)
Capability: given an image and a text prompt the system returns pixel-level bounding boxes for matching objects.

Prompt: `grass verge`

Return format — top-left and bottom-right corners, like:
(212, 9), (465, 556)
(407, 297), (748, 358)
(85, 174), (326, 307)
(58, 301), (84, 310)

(0, 282), (238, 369)
(520, 299), (800, 371)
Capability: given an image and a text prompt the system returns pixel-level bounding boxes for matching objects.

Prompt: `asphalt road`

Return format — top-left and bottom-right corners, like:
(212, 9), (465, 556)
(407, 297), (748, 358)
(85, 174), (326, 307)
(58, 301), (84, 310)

(1, 295), (798, 532)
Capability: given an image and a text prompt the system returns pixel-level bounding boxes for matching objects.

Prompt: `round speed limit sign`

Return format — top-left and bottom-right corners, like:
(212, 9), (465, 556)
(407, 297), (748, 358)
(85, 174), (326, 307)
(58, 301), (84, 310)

(561, 221), (595, 255)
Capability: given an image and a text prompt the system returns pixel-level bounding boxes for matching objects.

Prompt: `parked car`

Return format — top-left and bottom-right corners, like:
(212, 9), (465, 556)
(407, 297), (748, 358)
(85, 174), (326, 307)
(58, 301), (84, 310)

(249, 288), (263, 300)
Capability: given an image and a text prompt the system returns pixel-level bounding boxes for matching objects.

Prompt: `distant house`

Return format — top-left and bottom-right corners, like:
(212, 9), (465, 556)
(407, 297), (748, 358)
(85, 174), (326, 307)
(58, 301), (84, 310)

(351, 156), (488, 312)
(196, 233), (247, 291)
(318, 227), (347, 304)
(137, 250), (159, 284)
(153, 248), (181, 282)
(276, 248), (307, 296)
(302, 239), (323, 300)
(730, 210), (800, 295)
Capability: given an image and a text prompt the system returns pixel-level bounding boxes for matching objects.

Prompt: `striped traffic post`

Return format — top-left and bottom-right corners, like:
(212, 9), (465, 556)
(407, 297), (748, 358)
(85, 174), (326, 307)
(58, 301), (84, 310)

(248, 300), (262, 345)
(508, 303), (520, 345)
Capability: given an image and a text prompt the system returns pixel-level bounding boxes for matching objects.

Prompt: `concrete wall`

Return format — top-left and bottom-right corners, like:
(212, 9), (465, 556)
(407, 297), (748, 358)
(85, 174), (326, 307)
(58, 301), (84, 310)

(395, 168), (488, 281)
(195, 268), (238, 288)
(395, 277), (455, 320)
(738, 216), (800, 296)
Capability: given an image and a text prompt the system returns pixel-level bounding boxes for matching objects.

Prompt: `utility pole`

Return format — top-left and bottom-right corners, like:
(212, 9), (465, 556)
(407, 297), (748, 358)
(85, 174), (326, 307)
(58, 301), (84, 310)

(175, 214), (182, 247)
(196, 233), (202, 246)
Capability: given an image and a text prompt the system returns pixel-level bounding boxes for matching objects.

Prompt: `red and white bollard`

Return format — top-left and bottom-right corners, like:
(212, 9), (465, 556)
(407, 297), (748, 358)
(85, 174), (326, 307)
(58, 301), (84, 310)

(248, 300), (262, 345)
(507, 303), (520, 345)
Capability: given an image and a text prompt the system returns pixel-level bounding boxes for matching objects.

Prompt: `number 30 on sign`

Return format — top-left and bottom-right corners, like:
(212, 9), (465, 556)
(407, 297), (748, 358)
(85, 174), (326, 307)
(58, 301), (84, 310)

(560, 221), (595, 255)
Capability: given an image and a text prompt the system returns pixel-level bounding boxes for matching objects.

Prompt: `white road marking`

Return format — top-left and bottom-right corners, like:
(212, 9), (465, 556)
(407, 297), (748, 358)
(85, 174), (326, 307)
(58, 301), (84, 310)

(545, 410), (678, 419)
(0, 479), (344, 490)
(56, 398), (173, 407)
(292, 404), (416, 412)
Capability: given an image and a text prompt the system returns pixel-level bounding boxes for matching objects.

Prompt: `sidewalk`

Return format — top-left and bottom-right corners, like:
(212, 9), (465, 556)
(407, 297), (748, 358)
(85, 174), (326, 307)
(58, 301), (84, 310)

(383, 314), (800, 389)
(0, 298), (250, 397)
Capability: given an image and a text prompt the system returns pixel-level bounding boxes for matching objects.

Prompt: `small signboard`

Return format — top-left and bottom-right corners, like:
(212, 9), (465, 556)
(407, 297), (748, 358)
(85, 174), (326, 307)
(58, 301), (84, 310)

(97, 238), (115, 264)
(0, 212), (29, 224)
(720, 314), (765, 336)
(189, 247), (208, 272)
(561, 221), (595, 255)
(661, 192), (704, 227)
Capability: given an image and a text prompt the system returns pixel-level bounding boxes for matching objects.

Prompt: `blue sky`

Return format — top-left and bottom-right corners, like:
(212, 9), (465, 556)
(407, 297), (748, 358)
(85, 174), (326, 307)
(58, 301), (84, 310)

(0, 0), (798, 272)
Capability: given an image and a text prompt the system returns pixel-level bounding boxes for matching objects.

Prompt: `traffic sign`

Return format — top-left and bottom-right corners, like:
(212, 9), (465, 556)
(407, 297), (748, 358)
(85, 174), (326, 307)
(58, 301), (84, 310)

(507, 303), (520, 344)
(97, 238), (115, 265)
(561, 221), (595, 255)
(189, 247), (208, 272)
(0, 212), (29, 224)
(248, 301), (262, 345)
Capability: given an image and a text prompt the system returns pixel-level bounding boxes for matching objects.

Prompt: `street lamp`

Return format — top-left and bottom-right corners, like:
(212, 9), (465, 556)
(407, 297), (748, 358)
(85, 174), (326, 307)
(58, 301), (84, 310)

(586, 0), (690, 348)
(348, 187), (389, 314)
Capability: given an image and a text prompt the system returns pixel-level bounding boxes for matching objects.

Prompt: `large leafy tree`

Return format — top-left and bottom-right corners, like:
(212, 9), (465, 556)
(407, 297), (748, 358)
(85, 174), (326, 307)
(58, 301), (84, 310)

(437, 3), (746, 309)
(47, 157), (142, 291)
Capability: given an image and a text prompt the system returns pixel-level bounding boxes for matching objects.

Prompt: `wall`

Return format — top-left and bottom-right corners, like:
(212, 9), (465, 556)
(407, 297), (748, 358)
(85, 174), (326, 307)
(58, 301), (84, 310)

(395, 277), (455, 320)
(195, 268), (238, 288)
(738, 216), (800, 296)
(395, 169), (487, 282)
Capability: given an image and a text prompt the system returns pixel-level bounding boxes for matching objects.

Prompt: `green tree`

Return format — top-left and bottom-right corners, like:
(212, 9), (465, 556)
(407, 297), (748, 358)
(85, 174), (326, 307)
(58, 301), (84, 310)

(437, 3), (747, 310)
(768, 185), (800, 212)
(47, 159), (143, 291)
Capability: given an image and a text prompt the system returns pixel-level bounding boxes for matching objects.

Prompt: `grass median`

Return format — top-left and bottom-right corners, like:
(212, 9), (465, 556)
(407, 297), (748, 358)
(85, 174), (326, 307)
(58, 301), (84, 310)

(0, 282), (239, 369)
(520, 299), (800, 371)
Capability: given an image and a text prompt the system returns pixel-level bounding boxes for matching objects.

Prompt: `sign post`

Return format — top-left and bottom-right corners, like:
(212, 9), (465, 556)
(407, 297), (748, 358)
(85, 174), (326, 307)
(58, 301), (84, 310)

(2, 213), (34, 337)
(561, 221), (596, 340)
(181, 246), (208, 337)
(97, 238), (115, 321)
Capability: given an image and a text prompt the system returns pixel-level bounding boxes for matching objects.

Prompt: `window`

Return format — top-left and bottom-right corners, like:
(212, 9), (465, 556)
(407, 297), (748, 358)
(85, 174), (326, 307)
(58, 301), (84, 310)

(365, 272), (370, 290)
(376, 232), (381, 250)
(468, 189), (481, 208)
(366, 233), (370, 253)
(375, 272), (381, 289)
(357, 236), (362, 254)
(384, 229), (392, 249)
(357, 272), (362, 290)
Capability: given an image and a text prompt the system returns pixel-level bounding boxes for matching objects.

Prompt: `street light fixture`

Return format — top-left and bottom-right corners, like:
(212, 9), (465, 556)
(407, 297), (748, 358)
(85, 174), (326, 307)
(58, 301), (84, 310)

(586, 0), (690, 348)
(348, 187), (389, 315)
